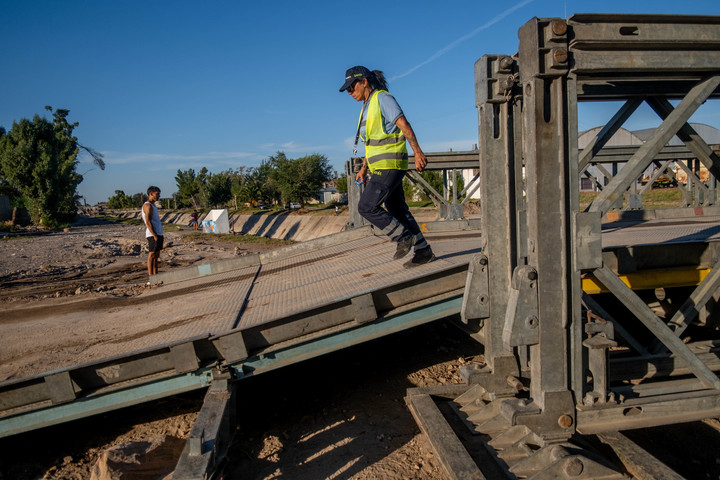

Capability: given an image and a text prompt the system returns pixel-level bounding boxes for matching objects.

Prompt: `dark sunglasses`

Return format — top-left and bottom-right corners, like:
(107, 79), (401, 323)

(347, 79), (359, 92)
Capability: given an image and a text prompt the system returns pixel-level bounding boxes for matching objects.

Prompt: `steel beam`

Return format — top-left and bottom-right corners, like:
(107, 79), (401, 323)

(461, 55), (521, 389)
(0, 370), (214, 438)
(519, 17), (574, 410)
(593, 266), (720, 389)
(174, 379), (236, 480)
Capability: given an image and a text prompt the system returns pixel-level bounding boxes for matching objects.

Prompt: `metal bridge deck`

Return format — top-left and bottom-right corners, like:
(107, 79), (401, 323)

(2, 216), (720, 437)
(0, 229), (478, 382)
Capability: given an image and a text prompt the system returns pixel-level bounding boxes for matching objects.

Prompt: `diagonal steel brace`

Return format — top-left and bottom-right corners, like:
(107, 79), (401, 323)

(593, 266), (720, 389)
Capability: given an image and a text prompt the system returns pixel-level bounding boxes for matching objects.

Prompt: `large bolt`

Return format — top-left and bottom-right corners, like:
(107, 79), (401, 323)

(558, 414), (574, 428)
(551, 19), (568, 36)
(553, 48), (569, 64)
(499, 55), (514, 70)
(527, 269), (538, 281)
(564, 457), (584, 476)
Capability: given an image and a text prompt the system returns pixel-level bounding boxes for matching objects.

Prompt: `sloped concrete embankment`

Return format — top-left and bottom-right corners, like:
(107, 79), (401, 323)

(113, 211), (349, 242)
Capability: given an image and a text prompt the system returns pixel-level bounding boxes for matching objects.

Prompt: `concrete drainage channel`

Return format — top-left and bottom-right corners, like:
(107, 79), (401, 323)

(113, 210), (354, 242)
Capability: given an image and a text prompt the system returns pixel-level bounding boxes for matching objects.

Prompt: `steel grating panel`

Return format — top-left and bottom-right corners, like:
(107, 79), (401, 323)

(238, 234), (481, 329)
(0, 232), (480, 386)
(603, 219), (720, 248)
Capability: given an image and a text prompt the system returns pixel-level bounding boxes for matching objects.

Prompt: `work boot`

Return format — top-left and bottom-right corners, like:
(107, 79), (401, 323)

(403, 246), (435, 268)
(394, 234), (414, 260)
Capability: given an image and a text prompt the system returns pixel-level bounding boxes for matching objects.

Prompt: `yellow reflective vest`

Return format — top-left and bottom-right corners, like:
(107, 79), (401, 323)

(359, 90), (408, 173)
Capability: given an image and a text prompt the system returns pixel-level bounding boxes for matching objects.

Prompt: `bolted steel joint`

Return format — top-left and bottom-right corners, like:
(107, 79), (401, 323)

(499, 55), (514, 71)
(558, 414), (574, 429)
(551, 19), (568, 36)
(553, 47), (568, 64)
(563, 457), (584, 477)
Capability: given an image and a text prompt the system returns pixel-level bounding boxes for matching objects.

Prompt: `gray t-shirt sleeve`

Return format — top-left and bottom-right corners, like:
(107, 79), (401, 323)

(378, 92), (404, 134)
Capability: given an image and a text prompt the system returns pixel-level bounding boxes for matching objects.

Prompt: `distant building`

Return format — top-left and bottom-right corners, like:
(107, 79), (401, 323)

(319, 187), (347, 204)
(578, 123), (720, 191)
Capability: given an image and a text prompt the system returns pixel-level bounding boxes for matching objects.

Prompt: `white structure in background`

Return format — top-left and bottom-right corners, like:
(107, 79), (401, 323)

(578, 123), (720, 191)
(202, 209), (230, 234)
(578, 127), (644, 191)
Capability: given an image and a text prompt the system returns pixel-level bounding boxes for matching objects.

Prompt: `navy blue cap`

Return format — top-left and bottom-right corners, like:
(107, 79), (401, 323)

(339, 66), (371, 92)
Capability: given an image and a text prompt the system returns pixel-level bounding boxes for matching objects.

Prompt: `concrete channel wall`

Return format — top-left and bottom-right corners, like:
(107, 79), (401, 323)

(113, 210), (352, 242)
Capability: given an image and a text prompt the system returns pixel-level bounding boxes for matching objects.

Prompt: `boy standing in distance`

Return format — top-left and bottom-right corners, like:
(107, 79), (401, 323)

(141, 186), (164, 277)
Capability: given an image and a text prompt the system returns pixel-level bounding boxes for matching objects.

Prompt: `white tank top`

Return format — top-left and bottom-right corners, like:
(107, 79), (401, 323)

(141, 201), (163, 238)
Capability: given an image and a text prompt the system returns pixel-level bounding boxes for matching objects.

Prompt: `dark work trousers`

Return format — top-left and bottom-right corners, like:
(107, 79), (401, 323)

(358, 169), (421, 241)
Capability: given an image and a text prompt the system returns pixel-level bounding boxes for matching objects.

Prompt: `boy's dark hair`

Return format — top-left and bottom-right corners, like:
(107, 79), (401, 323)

(147, 185), (161, 196)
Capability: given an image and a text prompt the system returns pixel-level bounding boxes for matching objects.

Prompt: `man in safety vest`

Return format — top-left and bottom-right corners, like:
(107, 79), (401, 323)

(340, 65), (434, 268)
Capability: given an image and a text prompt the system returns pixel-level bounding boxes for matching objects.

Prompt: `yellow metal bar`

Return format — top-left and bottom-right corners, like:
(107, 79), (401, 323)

(582, 267), (711, 294)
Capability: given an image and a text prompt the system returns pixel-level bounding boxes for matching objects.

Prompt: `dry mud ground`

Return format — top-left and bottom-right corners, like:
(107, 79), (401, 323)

(1, 217), (720, 479)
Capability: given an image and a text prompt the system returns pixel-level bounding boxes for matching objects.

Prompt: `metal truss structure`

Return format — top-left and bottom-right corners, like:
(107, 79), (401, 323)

(407, 14), (720, 479)
(346, 150), (482, 225)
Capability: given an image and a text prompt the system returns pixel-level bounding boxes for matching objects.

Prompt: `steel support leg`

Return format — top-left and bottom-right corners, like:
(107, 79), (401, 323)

(460, 54), (521, 394)
(174, 379), (237, 480)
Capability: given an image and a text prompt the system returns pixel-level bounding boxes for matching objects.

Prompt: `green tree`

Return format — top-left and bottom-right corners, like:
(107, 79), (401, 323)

(205, 171), (232, 208)
(255, 160), (281, 204)
(228, 167), (247, 209)
(268, 152), (332, 205)
(238, 168), (262, 205)
(131, 192), (147, 208)
(175, 167), (209, 208)
(0, 107), (105, 226)
(106, 190), (133, 209)
(336, 175), (348, 194)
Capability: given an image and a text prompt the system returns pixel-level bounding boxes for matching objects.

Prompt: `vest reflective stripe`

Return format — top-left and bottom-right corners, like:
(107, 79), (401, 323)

(359, 90), (408, 173)
(366, 135), (406, 147)
(366, 151), (408, 162)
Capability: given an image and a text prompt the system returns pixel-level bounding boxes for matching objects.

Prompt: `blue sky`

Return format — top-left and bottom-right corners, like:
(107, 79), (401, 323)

(2, 0), (720, 204)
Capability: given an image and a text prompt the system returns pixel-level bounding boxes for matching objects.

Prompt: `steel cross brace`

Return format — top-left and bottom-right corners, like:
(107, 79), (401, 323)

(589, 76), (720, 215)
(650, 255), (720, 354)
(593, 265), (720, 390)
(578, 98), (643, 172)
(647, 96), (720, 181)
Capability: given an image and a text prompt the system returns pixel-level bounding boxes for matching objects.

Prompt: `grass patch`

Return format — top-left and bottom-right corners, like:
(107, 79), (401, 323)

(162, 223), (184, 232)
(182, 232), (294, 246)
(407, 201), (436, 208)
(643, 188), (682, 206)
(580, 187), (684, 211)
